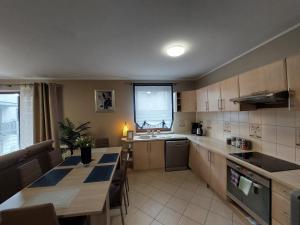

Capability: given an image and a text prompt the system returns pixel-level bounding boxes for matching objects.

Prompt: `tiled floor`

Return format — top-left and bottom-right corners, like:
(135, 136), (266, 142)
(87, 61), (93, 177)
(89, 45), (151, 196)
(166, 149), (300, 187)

(111, 169), (246, 225)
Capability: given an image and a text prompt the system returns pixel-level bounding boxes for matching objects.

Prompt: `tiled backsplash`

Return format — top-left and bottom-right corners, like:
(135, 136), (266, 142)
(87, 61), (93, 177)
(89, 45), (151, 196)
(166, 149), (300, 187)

(172, 112), (196, 133)
(196, 109), (300, 164)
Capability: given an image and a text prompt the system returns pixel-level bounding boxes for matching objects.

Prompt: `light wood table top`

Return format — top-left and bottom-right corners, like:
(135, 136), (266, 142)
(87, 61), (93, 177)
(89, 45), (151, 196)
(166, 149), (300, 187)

(0, 147), (122, 218)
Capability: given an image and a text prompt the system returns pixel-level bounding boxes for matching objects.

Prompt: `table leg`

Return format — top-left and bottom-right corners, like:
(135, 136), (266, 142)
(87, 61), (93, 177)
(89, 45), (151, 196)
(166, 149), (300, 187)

(89, 195), (110, 225)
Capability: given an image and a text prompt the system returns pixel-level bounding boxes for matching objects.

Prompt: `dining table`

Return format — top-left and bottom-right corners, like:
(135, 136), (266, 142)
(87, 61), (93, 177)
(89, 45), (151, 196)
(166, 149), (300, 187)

(0, 147), (122, 225)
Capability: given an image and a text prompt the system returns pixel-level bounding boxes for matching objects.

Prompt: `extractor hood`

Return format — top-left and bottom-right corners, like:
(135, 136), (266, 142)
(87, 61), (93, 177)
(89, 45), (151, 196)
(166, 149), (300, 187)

(230, 90), (293, 110)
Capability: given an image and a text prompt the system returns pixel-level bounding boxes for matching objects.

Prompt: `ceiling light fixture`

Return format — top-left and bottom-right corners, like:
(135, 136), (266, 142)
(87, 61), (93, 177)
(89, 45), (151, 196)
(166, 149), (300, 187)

(166, 45), (185, 57)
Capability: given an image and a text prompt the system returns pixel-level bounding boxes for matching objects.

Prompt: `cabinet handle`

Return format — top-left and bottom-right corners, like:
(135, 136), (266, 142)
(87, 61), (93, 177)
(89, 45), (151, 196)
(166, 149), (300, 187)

(206, 101), (209, 111)
(221, 99), (225, 110)
(208, 151), (211, 162)
(218, 99), (221, 110)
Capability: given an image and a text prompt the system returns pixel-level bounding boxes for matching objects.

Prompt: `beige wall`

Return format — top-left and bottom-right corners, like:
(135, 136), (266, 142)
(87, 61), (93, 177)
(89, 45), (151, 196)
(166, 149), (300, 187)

(196, 26), (300, 88)
(55, 80), (195, 146)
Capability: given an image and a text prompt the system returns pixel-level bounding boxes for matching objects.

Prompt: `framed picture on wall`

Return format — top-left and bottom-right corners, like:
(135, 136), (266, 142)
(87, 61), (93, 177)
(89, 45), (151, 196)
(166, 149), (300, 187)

(95, 90), (115, 112)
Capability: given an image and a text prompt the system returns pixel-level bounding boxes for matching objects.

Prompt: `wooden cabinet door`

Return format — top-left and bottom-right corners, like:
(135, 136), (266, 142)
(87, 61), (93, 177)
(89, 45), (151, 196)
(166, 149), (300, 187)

(197, 145), (210, 184)
(207, 83), (221, 112)
(189, 142), (197, 171)
(149, 141), (165, 169)
(287, 54), (300, 108)
(132, 141), (150, 170)
(181, 90), (196, 112)
(196, 87), (208, 112)
(220, 76), (240, 111)
(239, 60), (287, 97)
(210, 152), (227, 200)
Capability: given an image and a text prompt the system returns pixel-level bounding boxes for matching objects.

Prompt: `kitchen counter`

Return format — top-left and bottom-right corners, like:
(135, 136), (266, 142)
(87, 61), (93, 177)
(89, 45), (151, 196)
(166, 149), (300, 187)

(122, 133), (300, 190)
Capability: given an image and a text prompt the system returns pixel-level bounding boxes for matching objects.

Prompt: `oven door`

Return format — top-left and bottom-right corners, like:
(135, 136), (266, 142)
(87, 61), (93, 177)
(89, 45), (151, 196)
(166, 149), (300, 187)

(227, 160), (271, 225)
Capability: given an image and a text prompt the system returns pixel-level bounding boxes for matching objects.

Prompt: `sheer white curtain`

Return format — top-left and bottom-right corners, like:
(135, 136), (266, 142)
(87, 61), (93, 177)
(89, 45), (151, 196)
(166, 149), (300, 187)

(134, 85), (173, 129)
(20, 85), (34, 148)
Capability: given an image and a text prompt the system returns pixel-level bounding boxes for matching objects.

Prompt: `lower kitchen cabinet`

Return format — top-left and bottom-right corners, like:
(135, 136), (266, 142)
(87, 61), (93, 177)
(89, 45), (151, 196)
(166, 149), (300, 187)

(132, 140), (165, 170)
(190, 143), (227, 200)
(272, 181), (293, 225)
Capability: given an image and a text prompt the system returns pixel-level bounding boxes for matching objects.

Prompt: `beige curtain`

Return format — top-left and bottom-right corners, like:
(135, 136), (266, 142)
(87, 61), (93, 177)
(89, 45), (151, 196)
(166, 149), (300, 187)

(33, 83), (63, 150)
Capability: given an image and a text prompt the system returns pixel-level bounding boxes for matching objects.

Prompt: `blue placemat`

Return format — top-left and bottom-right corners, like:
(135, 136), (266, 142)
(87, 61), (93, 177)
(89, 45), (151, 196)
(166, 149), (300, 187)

(98, 153), (119, 164)
(29, 168), (73, 188)
(84, 165), (114, 183)
(59, 156), (81, 166)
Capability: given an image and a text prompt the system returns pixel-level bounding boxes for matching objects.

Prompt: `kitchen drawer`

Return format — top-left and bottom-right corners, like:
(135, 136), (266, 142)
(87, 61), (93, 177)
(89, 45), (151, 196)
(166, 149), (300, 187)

(273, 181), (293, 199)
(272, 192), (290, 225)
(272, 219), (283, 225)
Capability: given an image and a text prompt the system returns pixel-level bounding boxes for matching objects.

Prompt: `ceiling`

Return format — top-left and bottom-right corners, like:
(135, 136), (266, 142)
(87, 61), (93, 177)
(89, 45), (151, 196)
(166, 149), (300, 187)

(0, 0), (300, 80)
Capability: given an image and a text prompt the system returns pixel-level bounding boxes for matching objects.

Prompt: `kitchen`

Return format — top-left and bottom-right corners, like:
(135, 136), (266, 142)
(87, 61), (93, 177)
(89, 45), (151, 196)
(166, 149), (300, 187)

(0, 1), (300, 225)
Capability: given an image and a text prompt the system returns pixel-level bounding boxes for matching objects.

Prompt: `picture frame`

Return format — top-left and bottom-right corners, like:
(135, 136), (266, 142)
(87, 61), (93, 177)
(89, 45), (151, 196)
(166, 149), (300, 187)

(95, 90), (115, 112)
(127, 130), (134, 140)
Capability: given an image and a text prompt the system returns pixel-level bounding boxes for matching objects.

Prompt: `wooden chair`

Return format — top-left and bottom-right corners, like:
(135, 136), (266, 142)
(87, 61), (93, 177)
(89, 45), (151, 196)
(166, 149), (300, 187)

(94, 138), (109, 148)
(109, 167), (127, 225)
(17, 159), (42, 188)
(0, 203), (59, 225)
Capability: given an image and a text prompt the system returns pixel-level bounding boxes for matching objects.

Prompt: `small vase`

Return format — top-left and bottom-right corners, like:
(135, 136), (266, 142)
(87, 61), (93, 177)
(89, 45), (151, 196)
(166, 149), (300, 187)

(80, 147), (92, 165)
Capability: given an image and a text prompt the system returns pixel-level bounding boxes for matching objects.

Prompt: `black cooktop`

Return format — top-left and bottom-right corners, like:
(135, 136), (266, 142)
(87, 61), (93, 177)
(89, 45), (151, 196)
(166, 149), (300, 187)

(230, 152), (300, 172)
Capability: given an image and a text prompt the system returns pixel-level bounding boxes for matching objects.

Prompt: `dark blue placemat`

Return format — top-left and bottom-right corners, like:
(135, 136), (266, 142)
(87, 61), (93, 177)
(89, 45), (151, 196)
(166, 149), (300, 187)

(84, 165), (114, 183)
(59, 156), (81, 166)
(98, 153), (119, 164)
(29, 168), (73, 188)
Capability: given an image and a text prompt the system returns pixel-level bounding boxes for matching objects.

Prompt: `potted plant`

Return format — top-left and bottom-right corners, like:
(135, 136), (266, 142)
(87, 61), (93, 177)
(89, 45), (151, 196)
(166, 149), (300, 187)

(75, 136), (95, 165)
(58, 118), (91, 155)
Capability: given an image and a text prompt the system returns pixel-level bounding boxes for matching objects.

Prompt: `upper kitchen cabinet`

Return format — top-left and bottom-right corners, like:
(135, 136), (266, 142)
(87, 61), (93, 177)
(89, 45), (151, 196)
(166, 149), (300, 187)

(207, 83), (221, 112)
(220, 76), (240, 111)
(196, 87), (208, 112)
(181, 90), (196, 112)
(239, 60), (287, 97)
(287, 54), (300, 108)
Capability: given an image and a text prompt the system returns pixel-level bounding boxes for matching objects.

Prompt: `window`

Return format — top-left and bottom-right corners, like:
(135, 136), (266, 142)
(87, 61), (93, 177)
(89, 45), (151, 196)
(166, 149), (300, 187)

(133, 84), (173, 131)
(0, 93), (20, 155)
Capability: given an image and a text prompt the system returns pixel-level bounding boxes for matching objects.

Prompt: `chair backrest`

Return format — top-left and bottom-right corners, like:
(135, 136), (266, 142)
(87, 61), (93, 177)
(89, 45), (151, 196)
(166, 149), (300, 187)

(95, 138), (109, 148)
(17, 159), (42, 188)
(47, 150), (63, 168)
(0, 203), (59, 225)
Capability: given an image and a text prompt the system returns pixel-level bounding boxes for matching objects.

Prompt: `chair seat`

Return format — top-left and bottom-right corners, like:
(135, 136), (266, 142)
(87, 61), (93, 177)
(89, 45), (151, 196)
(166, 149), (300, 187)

(59, 216), (87, 225)
(112, 170), (122, 183)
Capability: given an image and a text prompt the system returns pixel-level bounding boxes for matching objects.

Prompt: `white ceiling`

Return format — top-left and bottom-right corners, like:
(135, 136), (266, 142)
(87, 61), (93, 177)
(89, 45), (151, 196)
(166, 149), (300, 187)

(0, 0), (300, 80)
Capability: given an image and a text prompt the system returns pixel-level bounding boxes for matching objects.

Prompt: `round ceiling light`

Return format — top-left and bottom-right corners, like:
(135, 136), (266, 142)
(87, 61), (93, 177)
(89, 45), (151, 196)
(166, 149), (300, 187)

(166, 45), (185, 57)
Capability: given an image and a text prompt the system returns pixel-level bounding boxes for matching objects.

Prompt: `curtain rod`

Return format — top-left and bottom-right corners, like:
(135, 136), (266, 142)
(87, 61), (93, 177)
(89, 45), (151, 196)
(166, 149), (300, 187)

(0, 82), (62, 87)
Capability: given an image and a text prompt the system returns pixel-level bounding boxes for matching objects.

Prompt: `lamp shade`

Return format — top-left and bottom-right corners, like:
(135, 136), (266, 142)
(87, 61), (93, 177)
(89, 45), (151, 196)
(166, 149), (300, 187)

(122, 122), (128, 137)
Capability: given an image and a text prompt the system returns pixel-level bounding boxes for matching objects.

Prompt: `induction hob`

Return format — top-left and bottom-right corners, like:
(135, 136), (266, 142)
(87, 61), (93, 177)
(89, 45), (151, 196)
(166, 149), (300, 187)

(230, 152), (300, 172)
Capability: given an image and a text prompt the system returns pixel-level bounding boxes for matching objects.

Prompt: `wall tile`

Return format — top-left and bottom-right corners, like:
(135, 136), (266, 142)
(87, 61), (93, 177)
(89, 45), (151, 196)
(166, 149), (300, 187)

(277, 144), (296, 162)
(276, 127), (296, 147)
(261, 125), (276, 143)
(249, 137), (261, 152)
(249, 111), (261, 124)
(239, 123), (249, 138)
(224, 112), (230, 122)
(296, 111), (300, 127)
(261, 141), (277, 157)
(230, 112), (239, 123)
(261, 109), (276, 125)
(230, 122), (239, 136)
(276, 109), (296, 127)
(217, 112), (223, 121)
(238, 112), (249, 123)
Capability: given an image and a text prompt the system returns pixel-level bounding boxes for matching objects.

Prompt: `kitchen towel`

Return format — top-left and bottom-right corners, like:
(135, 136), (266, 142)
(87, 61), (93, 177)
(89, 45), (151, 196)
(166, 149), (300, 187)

(238, 176), (253, 196)
(230, 169), (240, 187)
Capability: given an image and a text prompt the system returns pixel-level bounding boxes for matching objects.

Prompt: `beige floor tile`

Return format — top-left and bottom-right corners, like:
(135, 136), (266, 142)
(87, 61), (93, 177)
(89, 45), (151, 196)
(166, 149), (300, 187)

(210, 198), (233, 220)
(160, 182), (179, 194)
(180, 181), (199, 192)
(195, 186), (214, 198)
(184, 203), (208, 224)
(166, 197), (189, 214)
(140, 199), (164, 218)
(150, 179), (165, 189)
(190, 193), (212, 210)
(178, 216), (202, 225)
(156, 207), (182, 225)
(151, 189), (172, 204)
(111, 216), (122, 225)
(233, 213), (246, 225)
(150, 220), (163, 225)
(125, 210), (153, 225)
(205, 212), (232, 225)
(130, 191), (150, 208)
(174, 188), (194, 202)
(139, 184), (159, 197)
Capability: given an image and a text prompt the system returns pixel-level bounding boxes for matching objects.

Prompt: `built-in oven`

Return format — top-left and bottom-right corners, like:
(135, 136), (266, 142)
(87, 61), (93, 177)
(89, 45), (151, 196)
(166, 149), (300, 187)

(227, 160), (271, 225)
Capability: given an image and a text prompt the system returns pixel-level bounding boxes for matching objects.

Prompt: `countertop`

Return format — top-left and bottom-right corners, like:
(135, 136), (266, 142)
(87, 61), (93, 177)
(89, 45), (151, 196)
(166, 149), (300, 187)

(122, 133), (300, 191)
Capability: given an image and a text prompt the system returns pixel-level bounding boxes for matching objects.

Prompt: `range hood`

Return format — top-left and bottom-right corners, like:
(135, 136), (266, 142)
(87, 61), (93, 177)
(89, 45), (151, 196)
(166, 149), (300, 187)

(230, 90), (293, 110)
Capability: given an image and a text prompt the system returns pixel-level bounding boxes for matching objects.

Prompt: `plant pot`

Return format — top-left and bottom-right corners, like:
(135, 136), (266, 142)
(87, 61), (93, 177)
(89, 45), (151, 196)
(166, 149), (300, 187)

(80, 147), (92, 165)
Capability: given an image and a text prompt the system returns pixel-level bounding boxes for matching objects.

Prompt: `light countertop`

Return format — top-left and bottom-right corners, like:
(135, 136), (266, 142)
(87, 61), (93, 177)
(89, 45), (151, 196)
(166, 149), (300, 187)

(122, 133), (300, 190)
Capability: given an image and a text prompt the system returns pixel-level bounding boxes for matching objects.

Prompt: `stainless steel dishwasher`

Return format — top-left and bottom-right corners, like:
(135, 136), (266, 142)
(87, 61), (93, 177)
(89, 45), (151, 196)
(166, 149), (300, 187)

(165, 139), (189, 171)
